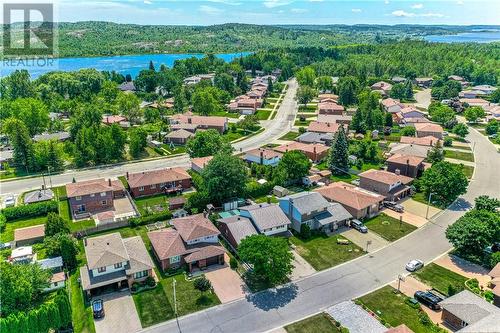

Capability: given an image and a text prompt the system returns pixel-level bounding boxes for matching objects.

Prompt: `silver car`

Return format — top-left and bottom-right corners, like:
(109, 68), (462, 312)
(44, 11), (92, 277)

(405, 259), (424, 272)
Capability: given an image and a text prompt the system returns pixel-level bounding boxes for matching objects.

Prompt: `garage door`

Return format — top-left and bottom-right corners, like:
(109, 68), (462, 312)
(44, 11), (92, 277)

(207, 255), (219, 266)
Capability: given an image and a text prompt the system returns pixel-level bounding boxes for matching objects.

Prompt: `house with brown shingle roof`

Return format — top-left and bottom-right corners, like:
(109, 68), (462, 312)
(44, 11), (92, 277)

(318, 101), (344, 115)
(148, 214), (225, 272)
(370, 81), (392, 96)
(359, 169), (413, 202)
(414, 123), (444, 139)
(381, 98), (404, 113)
(386, 154), (426, 178)
(315, 182), (385, 220)
(243, 148), (282, 166)
(274, 142), (329, 162)
(399, 136), (441, 147)
(164, 129), (194, 145)
(14, 224), (45, 247)
(169, 113), (228, 133)
(191, 156), (213, 173)
(307, 121), (341, 134)
(488, 263), (500, 307)
(126, 167), (192, 198)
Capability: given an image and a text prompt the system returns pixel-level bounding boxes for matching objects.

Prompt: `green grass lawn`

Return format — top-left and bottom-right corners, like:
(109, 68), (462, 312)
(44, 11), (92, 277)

(357, 286), (438, 333)
(1, 216), (47, 242)
(451, 144), (471, 151)
(255, 109), (272, 120)
(444, 150), (475, 162)
(462, 165), (474, 179)
(69, 272), (96, 333)
(413, 263), (468, 296)
(285, 313), (344, 333)
(133, 283), (174, 327)
(279, 131), (300, 140)
(59, 199), (72, 220)
(68, 219), (96, 233)
(364, 213), (417, 242)
(254, 194), (279, 204)
(411, 192), (441, 209)
(134, 194), (169, 215)
(294, 119), (313, 126)
(298, 105), (318, 113)
(290, 235), (364, 271)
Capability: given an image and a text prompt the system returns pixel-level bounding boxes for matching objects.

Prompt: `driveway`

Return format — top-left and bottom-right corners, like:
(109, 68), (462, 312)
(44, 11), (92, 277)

(205, 260), (247, 303)
(401, 198), (441, 220)
(341, 228), (389, 252)
(94, 290), (142, 333)
(326, 301), (386, 333)
(290, 249), (316, 281)
(414, 88), (431, 109)
(434, 254), (490, 288)
(382, 208), (428, 228)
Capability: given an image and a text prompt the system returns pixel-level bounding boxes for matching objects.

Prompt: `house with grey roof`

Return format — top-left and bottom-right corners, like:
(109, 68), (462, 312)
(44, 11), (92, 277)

(239, 203), (291, 237)
(279, 192), (352, 233)
(217, 215), (258, 249)
(33, 131), (70, 142)
(439, 290), (500, 332)
(38, 256), (66, 292)
(296, 131), (333, 146)
(24, 189), (54, 204)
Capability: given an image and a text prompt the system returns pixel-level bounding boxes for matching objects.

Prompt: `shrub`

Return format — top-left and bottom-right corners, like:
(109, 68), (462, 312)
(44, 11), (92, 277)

(490, 252), (500, 268)
(298, 126), (306, 134)
(129, 211), (172, 227)
(299, 224), (311, 240)
(1, 200), (58, 221)
(0, 214), (5, 231)
(419, 312), (432, 326)
(229, 257), (238, 270)
(131, 282), (140, 292)
(484, 290), (494, 302)
(443, 137), (453, 147)
(447, 284), (457, 296)
(245, 180), (275, 199)
(145, 276), (155, 287)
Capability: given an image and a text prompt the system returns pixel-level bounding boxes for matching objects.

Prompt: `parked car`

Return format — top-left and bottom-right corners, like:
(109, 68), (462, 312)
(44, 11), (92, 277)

(405, 259), (424, 272)
(350, 219), (368, 233)
(442, 131), (449, 136)
(383, 201), (404, 213)
(0, 242), (11, 250)
(414, 291), (443, 310)
(92, 299), (105, 319)
(485, 242), (500, 254)
(3, 196), (15, 207)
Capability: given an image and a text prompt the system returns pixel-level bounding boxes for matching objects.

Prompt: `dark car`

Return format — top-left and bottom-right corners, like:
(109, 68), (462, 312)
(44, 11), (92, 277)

(92, 299), (105, 319)
(350, 219), (368, 233)
(383, 201), (404, 213)
(414, 291), (443, 310)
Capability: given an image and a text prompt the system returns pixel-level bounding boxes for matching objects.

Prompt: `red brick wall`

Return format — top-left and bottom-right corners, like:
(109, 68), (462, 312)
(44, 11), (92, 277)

(130, 178), (192, 198)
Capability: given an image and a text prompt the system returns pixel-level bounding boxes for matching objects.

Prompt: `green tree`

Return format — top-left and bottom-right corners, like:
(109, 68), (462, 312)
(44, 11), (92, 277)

(3, 118), (35, 172)
(384, 112), (393, 127)
(338, 76), (360, 106)
(400, 126), (416, 136)
(428, 103), (456, 128)
(316, 76), (333, 92)
(135, 69), (157, 92)
(174, 86), (188, 113)
(37, 306), (50, 333)
(328, 125), (349, 174)
(144, 107), (161, 123)
(192, 88), (221, 116)
(201, 153), (248, 205)
(33, 140), (65, 172)
(404, 80), (414, 99)
(10, 98), (50, 136)
(350, 108), (365, 133)
(296, 66), (316, 87)
(46, 302), (61, 331)
(55, 293), (72, 328)
(464, 107), (486, 123)
(186, 130), (232, 157)
(107, 124), (127, 161)
(427, 141), (444, 163)
(44, 233), (80, 269)
(274, 150), (312, 185)
(238, 235), (293, 286)
(420, 161), (468, 206)
(129, 127), (148, 158)
(452, 123), (469, 138)
(490, 89), (500, 103)
(27, 309), (38, 333)
(485, 119), (498, 135)
(0, 69), (34, 100)
(214, 72), (235, 95)
(296, 85), (316, 106)
(194, 276), (212, 295)
(390, 83), (406, 99)
(45, 212), (70, 237)
(116, 92), (142, 124)
(475, 195), (500, 212)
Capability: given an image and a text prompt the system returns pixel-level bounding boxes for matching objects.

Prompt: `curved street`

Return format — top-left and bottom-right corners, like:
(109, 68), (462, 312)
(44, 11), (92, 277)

(141, 127), (499, 333)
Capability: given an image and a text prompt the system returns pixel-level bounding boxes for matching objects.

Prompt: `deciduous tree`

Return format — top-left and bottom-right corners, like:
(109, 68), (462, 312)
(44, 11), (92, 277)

(420, 161), (468, 206)
(186, 130), (232, 157)
(274, 150), (312, 185)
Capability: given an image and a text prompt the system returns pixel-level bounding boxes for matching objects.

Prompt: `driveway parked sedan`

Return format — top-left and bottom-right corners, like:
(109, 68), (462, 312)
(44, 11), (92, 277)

(406, 259), (424, 272)
(350, 219), (368, 233)
(414, 291), (443, 310)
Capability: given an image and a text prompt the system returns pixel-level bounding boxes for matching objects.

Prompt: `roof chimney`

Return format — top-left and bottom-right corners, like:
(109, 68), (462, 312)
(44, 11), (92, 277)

(406, 159), (410, 165)
(395, 169), (401, 175)
(188, 117), (192, 124)
(260, 150), (264, 164)
(108, 179), (112, 186)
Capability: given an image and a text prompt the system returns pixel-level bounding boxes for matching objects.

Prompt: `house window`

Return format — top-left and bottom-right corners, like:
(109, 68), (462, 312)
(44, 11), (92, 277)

(76, 196), (82, 201)
(54, 282), (58, 287)
(100, 192), (106, 197)
(151, 184), (156, 189)
(169, 255), (181, 264)
(134, 270), (149, 279)
(97, 267), (106, 273)
(90, 193), (95, 197)
(160, 182), (166, 188)
(114, 262), (122, 269)
(139, 186), (144, 192)
(101, 200), (107, 206)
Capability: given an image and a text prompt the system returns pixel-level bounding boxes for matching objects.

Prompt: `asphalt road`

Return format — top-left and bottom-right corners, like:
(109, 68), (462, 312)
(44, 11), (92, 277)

(141, 127), (499, 333)
(0, 79), (298, 197)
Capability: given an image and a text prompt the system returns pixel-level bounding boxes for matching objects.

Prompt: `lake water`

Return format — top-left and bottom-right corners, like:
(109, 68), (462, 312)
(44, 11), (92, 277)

(424, 31), (500, 43)
(0, 52), (248, 79)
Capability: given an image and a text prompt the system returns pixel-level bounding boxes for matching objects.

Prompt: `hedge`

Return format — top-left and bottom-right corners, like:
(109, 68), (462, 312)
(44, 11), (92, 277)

(1, 200), (58, 221)
(129, 210), (172, 227)
(246, 180), (275, 199)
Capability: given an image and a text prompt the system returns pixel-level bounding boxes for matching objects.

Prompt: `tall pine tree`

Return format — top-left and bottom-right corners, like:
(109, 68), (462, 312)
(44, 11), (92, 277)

(328, 125), (349, 175)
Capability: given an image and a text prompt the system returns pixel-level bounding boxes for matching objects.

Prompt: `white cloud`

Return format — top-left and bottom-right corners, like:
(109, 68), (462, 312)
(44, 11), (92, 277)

(392, 10), (415, 17)
(263, 0), (293, 8)
(143, 0), (152, 4)
(206, 0), (242, 5)
(352, 8), (362, 13)
(421, 12), (445, 17)
(291, 8), (308, 13)
(411, 3), (423, 9)
(384, 0), (390, 4)
(199, 5), (223, 15)
(457, 0), (464, 4)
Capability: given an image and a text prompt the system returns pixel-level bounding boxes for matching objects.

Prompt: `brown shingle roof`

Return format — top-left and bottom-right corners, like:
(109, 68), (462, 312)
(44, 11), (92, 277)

(414, 122), (443, 133)
(66, 178), (124, 198)
(386, 154), (425, 167)
(386, 324), (414, 333)
(170, 114), (227, 128)
(171, 214), (220, 243)
(489, 263), (500, 279)
(14, 224), (45, 242)
(165, 129), (194, 140)
(359, 169), (413, 185)
(274, 142), (329, 155)
(148, 228), (187, 260)
(318, 101), (344, 111)
(84, 233), (129, 270)
(123, 236), (155, 275)
(400, 136), (440, 147)
(307, 121), (340, 134)
(191, 156), (213, 170)
(127, 167), (191, 189)
(102, 115), (126, 124)
(183, 245), (225, 263)
(315, 182), (385, 210)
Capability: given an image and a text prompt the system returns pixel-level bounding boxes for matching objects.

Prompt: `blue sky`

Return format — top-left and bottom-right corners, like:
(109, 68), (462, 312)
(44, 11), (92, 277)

(14, 0), (500, 25)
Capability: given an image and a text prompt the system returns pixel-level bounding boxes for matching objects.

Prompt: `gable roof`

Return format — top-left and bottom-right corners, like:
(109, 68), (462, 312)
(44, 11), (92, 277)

(24, 189), (54, 204)
(165, 129), (194, 139)
(123, 236), (155, 275)
(315, 182), (385, 210)
(183, 244), (225, 263)
(170, 114), (227, 128)
(315, 203), (353, 226)
(191, 156), (213, 170)
(296, 131), (333, 144)
(171, 214), (220, 242)
(240, 203), (291, 231)
(14, 224), (45, 242)
(66, 178), (124, 198)
(307, 121), (340, 134)
(148, 228), (187, 260)
(318, 101), (344, 111)
(381, 98), (403, 109)
(245, 148), (282, 160)
(359, 169), (414, 185)
(386, 154), (425, 167)
(127, 167), (191, 188)
(217, 216), (258, 245)
(414, 122), (443, 133)
(280, 192), (330, 215)
(389, 143), (432, 158)
(400, 136), (440, 147)
(84, 233), (129, 270)
(274, 142), (329, 155)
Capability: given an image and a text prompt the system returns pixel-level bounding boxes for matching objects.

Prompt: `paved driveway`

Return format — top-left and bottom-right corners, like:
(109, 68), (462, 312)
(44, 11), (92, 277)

(401, 198), (441, 220)
(434, 254), (490, 288)
(94, 290), (142, 333)
(383, 208), (428, 228)
(205, 263), (247, 303)
(341, 228), (389, 252)
(290, 250), (316, 281)
(326, 301), (386, 333)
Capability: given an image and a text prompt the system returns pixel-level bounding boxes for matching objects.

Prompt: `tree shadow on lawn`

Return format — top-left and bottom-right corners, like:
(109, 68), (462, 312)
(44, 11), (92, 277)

(245, 283), (298, 311)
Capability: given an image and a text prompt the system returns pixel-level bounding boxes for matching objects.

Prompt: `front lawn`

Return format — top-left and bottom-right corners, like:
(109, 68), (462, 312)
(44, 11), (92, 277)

(364, 213), (417, 242)
(279, 131), (300, 141)
(413, 263), (468, 296)
(133, 283), (174, 327)
(444, 150), (475, 162)
(294, 119), (313, 126)
(1, 216), (46, 242)
(298, 105), (318, 113)
(69, 272), (96, 333)
(290, 235), (364, 271)
(134, 194), (169, 215)
(411, 192), (441, 208)
(462, 165), (474, 179)
(255, 109), (272, 120)
(357, 286), (438, 333)
(285, 313), (344, 333)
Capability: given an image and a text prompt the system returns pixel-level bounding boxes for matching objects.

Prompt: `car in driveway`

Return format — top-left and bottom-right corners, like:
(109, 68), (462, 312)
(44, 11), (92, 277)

(92, 299), (105, 319)
(405, 259), (424, 272)
(383, 201), (404, 213)
(414, 291), (443, 310)
(350, 219), (368, 233)
(3, 196), (15, 207)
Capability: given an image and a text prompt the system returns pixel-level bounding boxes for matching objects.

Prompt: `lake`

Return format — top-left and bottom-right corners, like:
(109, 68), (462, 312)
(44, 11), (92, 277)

(0, 52), (248, 79)
(424, 31), (500, 43)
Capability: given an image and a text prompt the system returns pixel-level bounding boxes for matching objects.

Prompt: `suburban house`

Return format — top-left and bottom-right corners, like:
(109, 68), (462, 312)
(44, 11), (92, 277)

(279, 192), (352, 233)
(389, 143), (433, 159)
(318, 93), (339, 102)
(459, 98), (490, 108)
(307, 121), (340, 134)
(148, 214), (225, 272)
(34, 131), (70, 142)
(191, 156), (213, 173)
(243, 148), (282, 166)
(370, 81), (392, 96)
(315, 182), (385, 220)
(472, 84), (497, 95)
(459, 90), (487, 99)
(126, 167), (192, 197)
(399, 136), (441, 147)
(382, 98), (404, 113)
(439, 290), (500, 332)
(391, 76), (407, 84)
(274, 142), (329, 162)
(228, 96), (262, 115)
(13, 224), (45, 248)
(296, 132), (333, 146)
(24, 189), (54, 204)
(317, 114), (352, 125)
(118, 81), (136, 92)
(183, 73), (215, 85)
(386, 324), (415, 333)
(358, 169), (413, 201)
(217, 215), (258, 249)
(239, 203), (291, 236)
(169, 113), (228, 133)
(318, 101), (344, 115)
(38, 256), (66, 292)
(386, 154), (426, 178)
(66, 178), (126, 218)
(414, 77), (433, 88)
(79, 233), (155, 296)
(414, 123), (444, 139)
(488, 263), (500, 307)
(164, 129), (194, 145)
(170, 123), (199, 133)
(10, 246), (36, 264)
(102, 115), (129, 127)
(395, 107), (428, 125)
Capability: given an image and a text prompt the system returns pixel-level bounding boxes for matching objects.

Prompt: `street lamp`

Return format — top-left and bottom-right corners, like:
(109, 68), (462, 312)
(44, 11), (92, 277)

(425, 192), (435, 219)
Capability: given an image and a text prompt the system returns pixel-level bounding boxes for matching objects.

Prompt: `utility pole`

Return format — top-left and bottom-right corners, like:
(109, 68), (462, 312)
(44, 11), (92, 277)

(397, 274), (405, 293)
(366, 240), (372, 252)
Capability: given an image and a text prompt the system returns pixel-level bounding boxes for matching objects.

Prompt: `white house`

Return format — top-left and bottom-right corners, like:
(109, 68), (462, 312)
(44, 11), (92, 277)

(243, 148), (282, 166)
(239, 203), (291, 237)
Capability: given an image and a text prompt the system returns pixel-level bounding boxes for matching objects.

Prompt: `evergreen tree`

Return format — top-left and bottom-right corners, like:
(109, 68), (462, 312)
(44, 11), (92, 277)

(149, 60), (155, 71)
(55, 293), (72, 328)
(17, 312), (27, 333)
(174, 86), (187, 113)
(3, 118), (35, 172)
(46, 302), (61, 330)
(350, 108), (365, 133)
(404, 80), (413, 99)
(267, 77), (274, 93)
(45, 212), (70, 237)
(27, 310), (38, 333)
(37, 306), (50, 333)
(427, 141), (444, 163)
(328, 125), (349, 174)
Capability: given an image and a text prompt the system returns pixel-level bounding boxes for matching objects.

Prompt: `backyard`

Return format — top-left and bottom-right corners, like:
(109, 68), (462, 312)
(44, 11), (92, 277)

(413, 263), (468, 296)
(364, 213), (417, 242)
(285, 313), (345, 333)
(290, 235), (364, 271)
(134, 194), (169, 215)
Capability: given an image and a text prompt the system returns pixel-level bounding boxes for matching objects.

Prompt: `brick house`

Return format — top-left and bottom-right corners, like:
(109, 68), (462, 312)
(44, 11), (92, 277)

(66, 178), (125, 218)
(126, 167), (192, 198)
(414, 123), (444, 139)
(274, 142), (329, 163)
(217, 216), (258, 250)
(191, 156), (213, 173)
(307, 121), (340, 134)
(358, 169), (413, 201)
(386, 154), (426, 178)
(164, 129), (194, 145)
(148, 214), (225, 272)
(381, 98), (404, 113)
(14, 225), (45, 248)
(318, 101), (344, 115)
(370, 81), (392, 96)
(399, 136), (441, 147)
(169, 113), (228, 133)
(243, 148), (282, 166)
